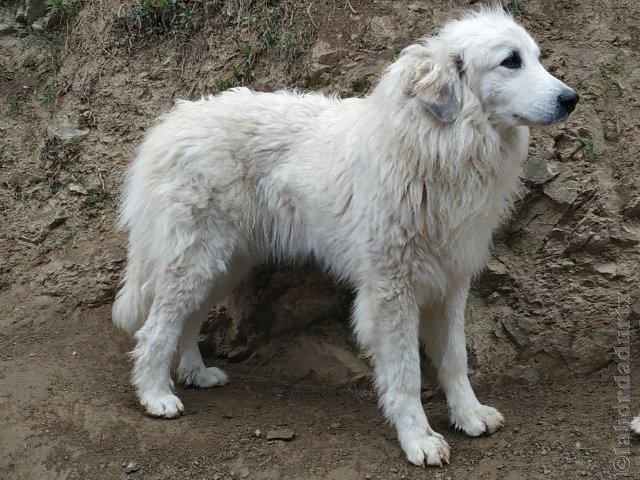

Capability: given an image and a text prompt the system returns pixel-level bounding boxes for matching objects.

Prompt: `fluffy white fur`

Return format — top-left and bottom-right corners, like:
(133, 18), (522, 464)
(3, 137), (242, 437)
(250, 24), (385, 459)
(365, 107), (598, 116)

(113, 7), (577, 467)
(633, 416), (640, 435)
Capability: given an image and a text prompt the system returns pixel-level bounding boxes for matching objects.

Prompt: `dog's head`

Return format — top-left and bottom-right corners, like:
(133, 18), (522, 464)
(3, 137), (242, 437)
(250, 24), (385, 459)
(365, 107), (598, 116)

(399, 7), (578, 126)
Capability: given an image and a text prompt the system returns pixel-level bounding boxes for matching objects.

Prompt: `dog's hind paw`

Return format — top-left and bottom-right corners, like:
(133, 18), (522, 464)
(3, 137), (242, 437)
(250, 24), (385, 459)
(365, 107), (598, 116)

(178, 366), (229, 388)
(451, 404), (505, 437)
(141, 393), (184, 418)
(402, 431), (450, 467)
(631, 416), (640, 435)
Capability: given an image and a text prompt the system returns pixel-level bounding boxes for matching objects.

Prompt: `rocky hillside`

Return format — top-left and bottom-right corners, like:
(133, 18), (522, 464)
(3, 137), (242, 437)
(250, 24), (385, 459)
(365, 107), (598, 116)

(1, 0), (639, 389)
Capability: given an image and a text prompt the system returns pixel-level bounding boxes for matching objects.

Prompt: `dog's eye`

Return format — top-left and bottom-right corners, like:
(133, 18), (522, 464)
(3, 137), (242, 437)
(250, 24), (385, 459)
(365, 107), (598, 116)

(500, 51), (522, 69)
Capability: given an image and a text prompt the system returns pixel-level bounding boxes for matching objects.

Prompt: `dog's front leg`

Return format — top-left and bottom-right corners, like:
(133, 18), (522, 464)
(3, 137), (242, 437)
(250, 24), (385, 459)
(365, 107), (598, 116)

(421, 278), (504, 436)
(353, 284), (450, 467)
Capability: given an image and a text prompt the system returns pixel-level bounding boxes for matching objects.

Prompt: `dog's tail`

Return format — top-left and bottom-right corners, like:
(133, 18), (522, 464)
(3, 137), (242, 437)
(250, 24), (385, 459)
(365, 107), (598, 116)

(112, 252), (150, 335)
(112, 159), (154, 335)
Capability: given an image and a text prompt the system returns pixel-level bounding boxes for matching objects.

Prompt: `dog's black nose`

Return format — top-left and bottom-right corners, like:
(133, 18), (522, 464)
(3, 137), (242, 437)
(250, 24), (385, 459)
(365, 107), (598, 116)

(557, 90), (579, 113)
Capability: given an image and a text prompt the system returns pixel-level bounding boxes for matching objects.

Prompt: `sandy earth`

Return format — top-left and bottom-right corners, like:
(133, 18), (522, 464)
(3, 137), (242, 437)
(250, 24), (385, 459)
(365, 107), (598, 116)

(2, 0), (640, 478)
(2, 305), (639, 479)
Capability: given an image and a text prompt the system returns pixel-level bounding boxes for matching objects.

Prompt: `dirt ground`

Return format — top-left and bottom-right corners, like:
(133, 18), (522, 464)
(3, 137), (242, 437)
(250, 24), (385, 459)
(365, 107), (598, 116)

(2, 0), (640, 478)
(1, 305), (638, 479)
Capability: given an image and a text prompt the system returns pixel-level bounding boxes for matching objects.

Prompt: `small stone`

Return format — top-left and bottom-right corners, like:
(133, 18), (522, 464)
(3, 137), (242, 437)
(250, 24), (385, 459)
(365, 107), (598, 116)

(266, 429), (295, 441)
(72, 351), (77, 356)
(522, 156), (560, 186)
(124, 462), (139, 474)
(48, 213), (69, 229)
(311, 40), (340, 66)
(543, 171), (580, 205)
(28, 353), (35, 357)
(26, 0), (47, 22)
(254, 428), (262, 438)
(227, 345), (251, 362)
(0, 22), (14, 35)
(68, 183), (88, 195)
(610, 226), (640, 247)
(330, 422), (340, 428)
(31, 18), (46, 32)
(45, 9), (63, 29)
(622, 196), (640, 218)
(408, 2), (428, 13)
(593, 263), (619, 279)
(239, 466), (250, 478)
(48, 121), (89, 142)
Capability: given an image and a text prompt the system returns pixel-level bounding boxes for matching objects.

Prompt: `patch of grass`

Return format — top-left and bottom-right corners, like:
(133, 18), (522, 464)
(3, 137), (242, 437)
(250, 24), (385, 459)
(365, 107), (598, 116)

(47, 0), (83, 17)
(22, 56), (38, 72)
(115, 0), (201, 37)
(50, 57), (62, 74)
(581, 141), (604, 162)
(39, 86), (55, 104)
(213, 78), (233, 91)
(246, 2), (312, 61)
(351, 78), (370, 97)
(9, 100), (25, 114)
(232, 42), (256, 81)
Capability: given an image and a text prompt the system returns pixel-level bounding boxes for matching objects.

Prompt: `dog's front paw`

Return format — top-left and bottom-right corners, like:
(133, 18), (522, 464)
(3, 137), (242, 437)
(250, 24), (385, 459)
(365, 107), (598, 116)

(141, 393), (184, 418)
(631, 416), (640, 435)
(401, 430), (450, 467)
(451, 404), (504, 437)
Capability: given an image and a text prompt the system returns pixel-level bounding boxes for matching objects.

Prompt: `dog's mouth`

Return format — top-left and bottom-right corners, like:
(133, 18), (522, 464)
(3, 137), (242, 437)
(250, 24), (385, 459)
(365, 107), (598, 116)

(513, 110), (572, 127)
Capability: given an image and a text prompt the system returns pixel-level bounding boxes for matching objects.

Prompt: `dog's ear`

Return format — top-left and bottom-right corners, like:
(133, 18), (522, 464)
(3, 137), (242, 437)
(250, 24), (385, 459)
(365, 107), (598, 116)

(408, 43), (464, 123)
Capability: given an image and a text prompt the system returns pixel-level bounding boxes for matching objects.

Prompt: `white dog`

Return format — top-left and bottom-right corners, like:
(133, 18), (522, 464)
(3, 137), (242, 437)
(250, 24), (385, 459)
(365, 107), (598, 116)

(113, 6), (578, 466)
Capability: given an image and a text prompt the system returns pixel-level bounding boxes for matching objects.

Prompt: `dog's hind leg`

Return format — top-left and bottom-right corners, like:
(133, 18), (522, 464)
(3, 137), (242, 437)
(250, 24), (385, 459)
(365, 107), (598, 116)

(353, 283), (450, 467)
(176, 303), (229, 388)
(131, 232), (238, 418)
(177, 256), (253, 388)
(421, 278), (504, 437)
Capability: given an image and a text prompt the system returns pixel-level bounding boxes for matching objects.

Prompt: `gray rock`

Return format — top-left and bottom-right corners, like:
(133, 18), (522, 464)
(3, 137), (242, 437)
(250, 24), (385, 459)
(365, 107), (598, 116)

(365, 15), (398, 45)
(68, 183), (89, 195)
(0, 22), (14, 35)
(26, 0), (47, 23)
(45, 9), (63, 29)
(266, 429), (295, 441)
(408, 2), (429, 13)
(502, 314), (537, 349)
(474, 259), (511, 297)
(543, 171), (580, 205)
(48, 121), (89, 142)
(610, 225), (640, 247)
(593, 263), (620, 279)
(31, 18), (46, 33)
(311, 40), (340, 66)
(622, 196), (640, 218)
(522, 156), (560, 186)
(239, 466), (250, 478)
(124, 462), (139, 474)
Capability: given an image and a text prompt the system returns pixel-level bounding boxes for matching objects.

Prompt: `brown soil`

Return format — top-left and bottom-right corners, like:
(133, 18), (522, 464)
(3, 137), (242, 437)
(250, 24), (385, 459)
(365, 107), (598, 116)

(2, 0), (640, 478)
